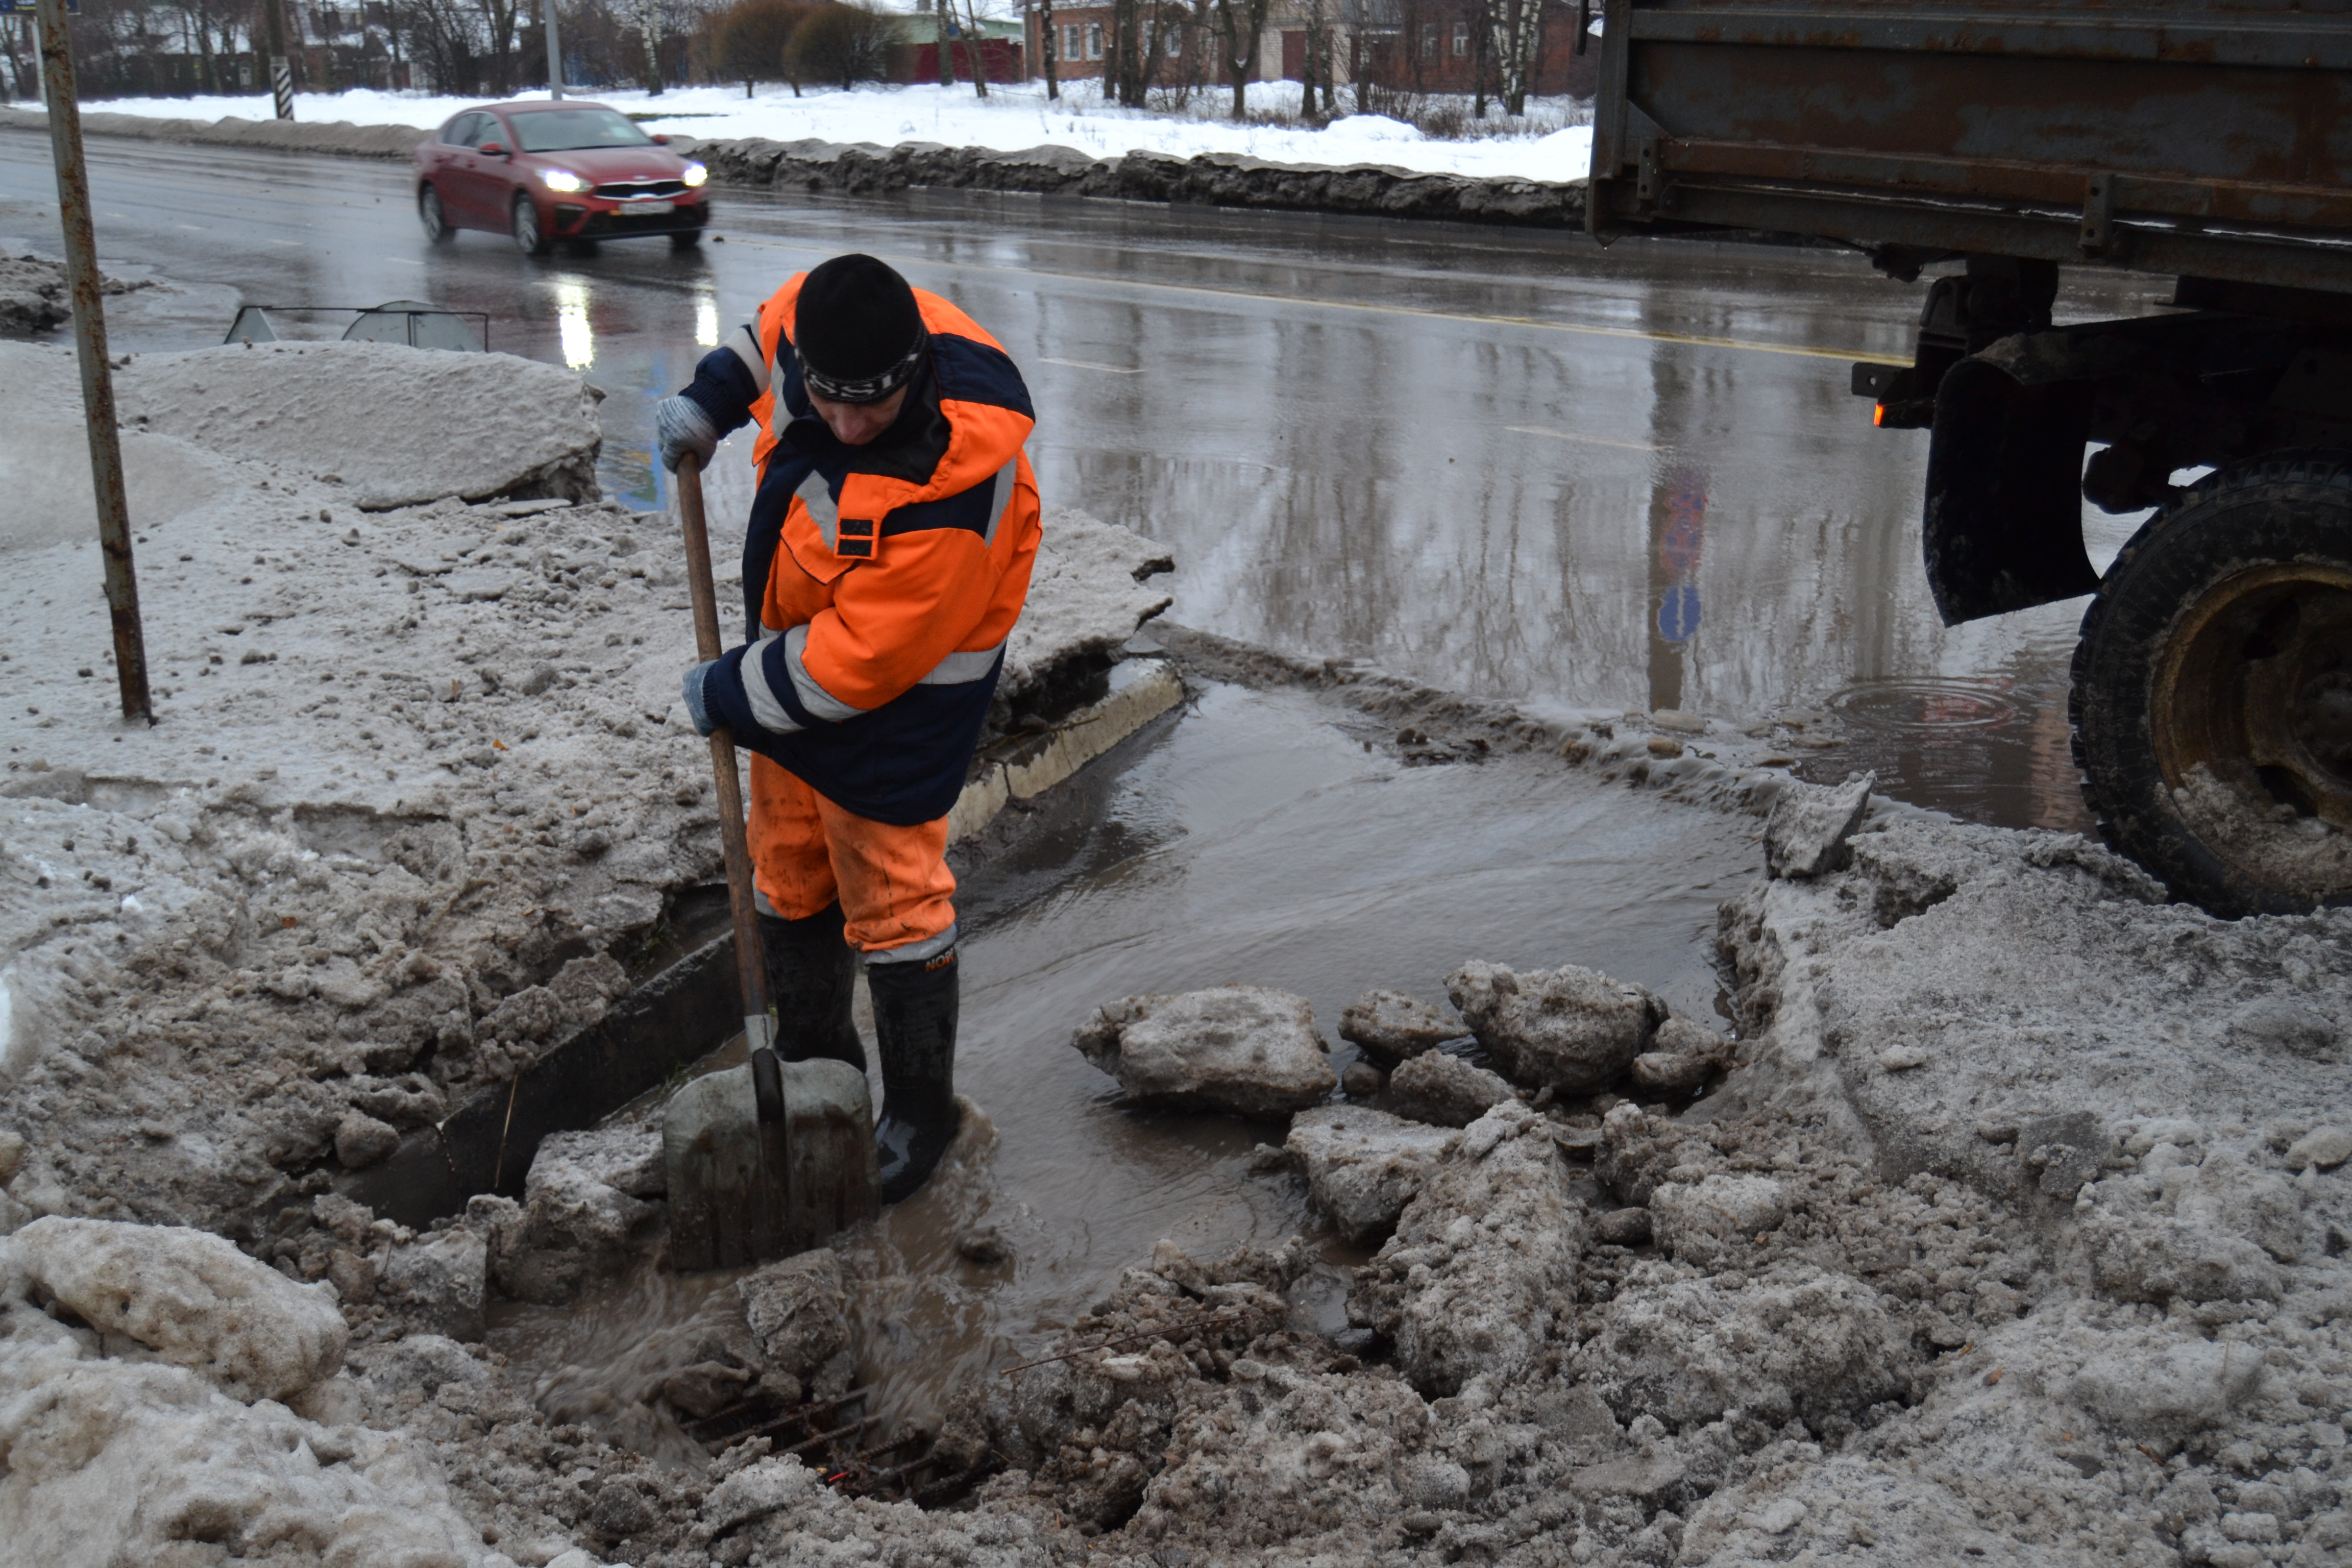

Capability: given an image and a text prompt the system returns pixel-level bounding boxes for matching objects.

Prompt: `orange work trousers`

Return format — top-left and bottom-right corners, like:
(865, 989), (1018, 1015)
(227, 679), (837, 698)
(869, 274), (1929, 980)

(746, 754), (957, 954)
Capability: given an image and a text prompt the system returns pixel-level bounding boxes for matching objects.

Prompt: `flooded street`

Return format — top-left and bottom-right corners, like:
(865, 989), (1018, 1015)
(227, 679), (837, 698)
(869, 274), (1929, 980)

(490, 675), (1757, 1433)
(2, 135), (2162, 830)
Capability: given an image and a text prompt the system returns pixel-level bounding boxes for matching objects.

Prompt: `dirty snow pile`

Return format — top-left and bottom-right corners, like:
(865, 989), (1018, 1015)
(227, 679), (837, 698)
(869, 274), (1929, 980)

(0, 245), (152, 336)
(0, 335), (1169, 1239)
(889, 773), (2346, 1566)
(0, 330), (1186, 1567)
(5, 329), (2350, 1565)
(72, 82), (1598, 184)
(0, 1216), (499, 1566)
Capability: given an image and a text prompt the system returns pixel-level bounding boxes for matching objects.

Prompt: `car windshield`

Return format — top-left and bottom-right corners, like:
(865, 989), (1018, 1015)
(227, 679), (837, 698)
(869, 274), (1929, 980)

(507, 109), (652, 153)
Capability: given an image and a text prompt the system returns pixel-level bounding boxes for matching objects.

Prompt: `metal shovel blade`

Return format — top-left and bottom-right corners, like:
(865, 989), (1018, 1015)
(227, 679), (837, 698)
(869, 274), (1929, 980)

(663, 1055), (881, 1272)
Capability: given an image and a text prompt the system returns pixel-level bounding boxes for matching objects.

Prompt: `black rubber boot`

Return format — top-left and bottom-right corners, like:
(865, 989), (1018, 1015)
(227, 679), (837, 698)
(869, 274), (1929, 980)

(868, 948), (962, 1205)
(756, 903), (867, 1073)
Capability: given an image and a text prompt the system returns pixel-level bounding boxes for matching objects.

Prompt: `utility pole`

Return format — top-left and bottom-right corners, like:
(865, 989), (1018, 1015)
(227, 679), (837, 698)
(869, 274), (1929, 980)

(262, 0), (293, 118)
(33, 0), (153, 727)
(544, 0), (562, 95)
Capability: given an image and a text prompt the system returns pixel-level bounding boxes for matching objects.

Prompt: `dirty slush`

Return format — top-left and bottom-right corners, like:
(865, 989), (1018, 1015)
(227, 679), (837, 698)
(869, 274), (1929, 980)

(4, 340), (2351, 1567)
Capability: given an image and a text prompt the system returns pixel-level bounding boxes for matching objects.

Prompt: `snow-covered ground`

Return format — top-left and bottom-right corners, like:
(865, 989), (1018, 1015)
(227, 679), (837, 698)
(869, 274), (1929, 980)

(79, 81), (1598, 183)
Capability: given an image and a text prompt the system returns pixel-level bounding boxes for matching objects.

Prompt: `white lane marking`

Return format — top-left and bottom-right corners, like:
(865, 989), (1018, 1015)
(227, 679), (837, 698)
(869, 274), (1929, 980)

(1506, 426), (1661, 453)
(1040, 357), (1143, 375)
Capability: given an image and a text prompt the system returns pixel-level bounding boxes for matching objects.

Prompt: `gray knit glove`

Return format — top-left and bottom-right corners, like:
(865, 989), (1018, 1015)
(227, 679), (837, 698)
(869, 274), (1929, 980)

(656, 393), (719, 474)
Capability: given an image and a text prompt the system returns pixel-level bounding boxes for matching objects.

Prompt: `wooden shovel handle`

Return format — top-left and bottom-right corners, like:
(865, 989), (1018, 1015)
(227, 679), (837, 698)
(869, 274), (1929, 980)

(675, 456), (780, 1115)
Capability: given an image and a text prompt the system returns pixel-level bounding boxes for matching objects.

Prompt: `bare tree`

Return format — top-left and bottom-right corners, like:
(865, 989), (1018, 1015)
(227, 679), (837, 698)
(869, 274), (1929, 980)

(1208, 0), (1265, 120)
(931, 0), (953, 84)
(1035, 0), (1057, 99)
(960, 0), (988, 94)
(636, 0), (662, 90)
(1106, 0), (1157, 107)
(476, 0), (525, 92)
(718, 0), (815, 94)
(1296, 0), (1331, 122)
(1481, 0), (1538, 115)
(400, 0), (485, 93)
(784, 0), (892, 88)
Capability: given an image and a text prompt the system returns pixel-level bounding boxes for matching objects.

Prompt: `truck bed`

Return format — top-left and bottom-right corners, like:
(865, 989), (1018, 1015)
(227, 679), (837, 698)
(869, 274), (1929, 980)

(1586, 0), (2352, 295)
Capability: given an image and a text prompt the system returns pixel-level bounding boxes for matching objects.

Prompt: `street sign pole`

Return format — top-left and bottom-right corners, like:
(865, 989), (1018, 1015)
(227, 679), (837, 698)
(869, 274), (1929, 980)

(262, 0), (293, 119)
(34, 0), (152, 726)
(545, 0), (564, 98)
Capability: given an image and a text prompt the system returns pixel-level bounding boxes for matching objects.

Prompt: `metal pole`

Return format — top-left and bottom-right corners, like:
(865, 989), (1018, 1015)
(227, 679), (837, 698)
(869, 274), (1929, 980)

(543, 0), (562, 97)
(34, 0), (151, 727)
(262, 0), (293, 119)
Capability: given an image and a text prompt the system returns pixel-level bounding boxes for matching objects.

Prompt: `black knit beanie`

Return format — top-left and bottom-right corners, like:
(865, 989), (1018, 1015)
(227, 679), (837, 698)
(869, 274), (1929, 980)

(794, 254), (926, 404)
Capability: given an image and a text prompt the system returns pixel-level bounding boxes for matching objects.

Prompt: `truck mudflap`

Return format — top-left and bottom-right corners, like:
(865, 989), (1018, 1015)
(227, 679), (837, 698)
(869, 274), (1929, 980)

(1923, 354), (2100, 626)
(1907, 308), (2347, 624)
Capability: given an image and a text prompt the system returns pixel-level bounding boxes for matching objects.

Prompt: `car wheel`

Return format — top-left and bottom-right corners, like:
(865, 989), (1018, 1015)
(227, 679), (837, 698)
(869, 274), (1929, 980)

(510, 193), (552, 258)
(418, 184), (454, 243)
(670, 229), (703, 248)
(2070, 450), (2352, 916)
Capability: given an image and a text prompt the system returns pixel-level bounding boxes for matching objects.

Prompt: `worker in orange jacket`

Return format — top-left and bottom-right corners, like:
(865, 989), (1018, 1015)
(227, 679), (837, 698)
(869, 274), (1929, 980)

(656, 254), (1041, 1203)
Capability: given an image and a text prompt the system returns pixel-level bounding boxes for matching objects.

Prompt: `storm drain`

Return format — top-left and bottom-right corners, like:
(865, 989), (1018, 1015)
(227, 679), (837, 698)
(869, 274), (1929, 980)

(683, 1387), (1000, 1504)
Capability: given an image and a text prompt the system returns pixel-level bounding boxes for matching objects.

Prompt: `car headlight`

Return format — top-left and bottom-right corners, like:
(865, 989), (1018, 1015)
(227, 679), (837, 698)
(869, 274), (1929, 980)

(540, 168), (590, 193)
(682, 162), (708, 188)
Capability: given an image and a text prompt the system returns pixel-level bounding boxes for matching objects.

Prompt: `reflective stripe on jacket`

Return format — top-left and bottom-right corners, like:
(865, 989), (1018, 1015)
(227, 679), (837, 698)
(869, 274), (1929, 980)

(688, 277), (1042, 824)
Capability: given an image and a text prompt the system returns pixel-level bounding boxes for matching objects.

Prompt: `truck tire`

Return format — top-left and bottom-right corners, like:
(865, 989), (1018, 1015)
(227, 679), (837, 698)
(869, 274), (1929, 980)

(2070, 452), (2352, 917)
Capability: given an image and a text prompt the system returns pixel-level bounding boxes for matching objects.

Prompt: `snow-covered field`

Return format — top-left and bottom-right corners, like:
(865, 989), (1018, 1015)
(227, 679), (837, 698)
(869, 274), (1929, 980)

(81, 81), (1598, 183)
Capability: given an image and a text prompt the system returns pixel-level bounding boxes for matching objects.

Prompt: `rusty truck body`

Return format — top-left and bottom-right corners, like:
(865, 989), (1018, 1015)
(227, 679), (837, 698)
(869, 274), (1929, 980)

(1587, 0), (2352, 915)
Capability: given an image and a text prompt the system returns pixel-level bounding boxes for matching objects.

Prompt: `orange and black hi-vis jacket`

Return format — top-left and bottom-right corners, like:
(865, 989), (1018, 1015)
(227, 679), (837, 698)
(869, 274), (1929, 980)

(679, 277), (1042, 824)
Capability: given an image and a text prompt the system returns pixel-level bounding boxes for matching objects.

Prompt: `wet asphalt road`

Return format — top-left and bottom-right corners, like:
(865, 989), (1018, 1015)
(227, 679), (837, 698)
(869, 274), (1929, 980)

(0, 129), (2167, 828)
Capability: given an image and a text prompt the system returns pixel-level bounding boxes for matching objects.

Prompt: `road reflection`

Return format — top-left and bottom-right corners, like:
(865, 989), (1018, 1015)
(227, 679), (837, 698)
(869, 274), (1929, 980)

(13, 137), (2169, 830)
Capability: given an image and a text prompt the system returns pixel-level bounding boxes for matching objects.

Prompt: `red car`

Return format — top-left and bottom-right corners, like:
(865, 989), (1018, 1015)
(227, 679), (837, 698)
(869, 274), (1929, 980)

(413, 101), (710, 256)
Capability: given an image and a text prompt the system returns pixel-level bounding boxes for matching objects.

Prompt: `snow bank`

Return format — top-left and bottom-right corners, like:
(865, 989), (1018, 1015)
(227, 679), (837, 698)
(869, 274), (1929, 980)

(999, 505), (1171, 709)
(58, 81), (1596, 185)
(120, 341), (603, 510)
(0, 336), (1170, 1245)
(0, 1218), (504, 1568)
(5, 1216), (348, 1401)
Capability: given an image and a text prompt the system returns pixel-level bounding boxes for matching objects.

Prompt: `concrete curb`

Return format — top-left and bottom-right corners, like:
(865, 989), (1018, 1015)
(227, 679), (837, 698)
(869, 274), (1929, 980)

(0, 105), (1588, 227)
(948, 656), (1185, 843)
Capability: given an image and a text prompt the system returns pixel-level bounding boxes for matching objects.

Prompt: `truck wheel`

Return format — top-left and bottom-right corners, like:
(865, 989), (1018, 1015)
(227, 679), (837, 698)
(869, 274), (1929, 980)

(2070, 452), (2352, 917)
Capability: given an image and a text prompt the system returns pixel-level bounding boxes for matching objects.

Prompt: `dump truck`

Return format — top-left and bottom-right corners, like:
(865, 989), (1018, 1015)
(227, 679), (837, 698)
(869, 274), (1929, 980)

(1586, 0), (2352, 917)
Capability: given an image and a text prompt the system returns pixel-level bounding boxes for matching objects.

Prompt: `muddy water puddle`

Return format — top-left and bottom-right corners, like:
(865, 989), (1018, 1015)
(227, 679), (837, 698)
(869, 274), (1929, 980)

(489, 677), (1759, 1450)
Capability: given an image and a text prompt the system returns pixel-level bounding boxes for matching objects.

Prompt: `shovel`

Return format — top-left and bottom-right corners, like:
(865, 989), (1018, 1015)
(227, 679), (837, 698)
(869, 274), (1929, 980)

(662, 454), (879, 1273)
